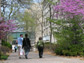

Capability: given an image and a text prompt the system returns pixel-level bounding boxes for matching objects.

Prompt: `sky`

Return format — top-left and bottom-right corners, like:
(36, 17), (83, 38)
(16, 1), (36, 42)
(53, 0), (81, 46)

(33, 0), (42, 3)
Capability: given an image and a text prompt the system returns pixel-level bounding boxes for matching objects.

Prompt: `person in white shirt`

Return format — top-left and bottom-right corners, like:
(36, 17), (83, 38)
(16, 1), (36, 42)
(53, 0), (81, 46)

(17, 34), (23, 59)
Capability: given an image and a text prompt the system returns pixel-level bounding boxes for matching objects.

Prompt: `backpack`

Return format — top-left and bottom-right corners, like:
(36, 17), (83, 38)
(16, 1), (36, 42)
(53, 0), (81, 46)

(37, 40), (44, 47)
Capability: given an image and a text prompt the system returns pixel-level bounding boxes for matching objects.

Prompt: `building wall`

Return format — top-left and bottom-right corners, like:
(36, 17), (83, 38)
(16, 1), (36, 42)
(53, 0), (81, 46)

(10, 32), (35, 45)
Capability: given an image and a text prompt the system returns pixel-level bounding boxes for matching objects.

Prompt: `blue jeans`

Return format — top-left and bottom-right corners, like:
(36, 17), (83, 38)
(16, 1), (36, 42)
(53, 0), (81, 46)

(24, 47), (30, 56)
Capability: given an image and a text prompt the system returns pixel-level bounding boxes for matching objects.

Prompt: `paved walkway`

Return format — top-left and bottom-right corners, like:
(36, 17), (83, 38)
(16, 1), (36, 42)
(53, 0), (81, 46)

(0, 51), (84, 63)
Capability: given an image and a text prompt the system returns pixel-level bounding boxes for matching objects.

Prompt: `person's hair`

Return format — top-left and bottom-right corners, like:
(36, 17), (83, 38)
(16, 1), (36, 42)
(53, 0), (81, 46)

(25, 34), (28, 38)
(20, 34), (23, 36)
(39, 37), (42, 40)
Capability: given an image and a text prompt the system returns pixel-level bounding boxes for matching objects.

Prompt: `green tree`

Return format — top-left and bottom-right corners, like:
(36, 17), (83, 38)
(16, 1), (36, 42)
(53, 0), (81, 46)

(49, 16), (84, 56)
(22, 11), (36, 32)
(1, 0), (33, 19)
(16, 10), (36, 35)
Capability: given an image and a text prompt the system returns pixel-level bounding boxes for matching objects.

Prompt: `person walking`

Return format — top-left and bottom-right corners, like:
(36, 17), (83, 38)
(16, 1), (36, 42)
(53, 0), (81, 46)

(37, 37), (44, 58)
(17, 34), (23, 59)
(14, 45), (17, 52)
(22, 34), (31, 59)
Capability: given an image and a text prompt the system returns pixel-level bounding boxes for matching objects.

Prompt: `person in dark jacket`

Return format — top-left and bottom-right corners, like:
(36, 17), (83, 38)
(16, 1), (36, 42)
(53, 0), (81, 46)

(22, 34), (31, 59)
(37, 37), (44, 58)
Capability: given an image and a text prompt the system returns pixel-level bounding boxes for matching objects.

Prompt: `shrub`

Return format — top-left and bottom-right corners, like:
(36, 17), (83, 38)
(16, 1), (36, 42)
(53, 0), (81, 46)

(2, 40), (12, 49)
(0, 46), (10, 60)
(0, 52), (9, 60)
(1, 55), (9, 60)
(44, 42), (57, 53)
(55, 44), (84, 56)
(44, 42), (50, 44)
(0, 50), (2, 59)
(50, 17), (84, 56)
(0, 46), (10, 54)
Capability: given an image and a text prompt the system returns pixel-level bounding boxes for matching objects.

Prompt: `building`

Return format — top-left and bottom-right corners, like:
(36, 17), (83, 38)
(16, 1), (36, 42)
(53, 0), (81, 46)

(10, 32), (26, 44)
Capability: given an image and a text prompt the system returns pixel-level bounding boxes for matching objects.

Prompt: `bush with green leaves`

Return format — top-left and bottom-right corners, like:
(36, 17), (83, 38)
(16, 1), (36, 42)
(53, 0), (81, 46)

(0, 51), (9, 60)
(55, 44), (84, 56)
(44, 42), (57, 53)
(1, 40), (12, 49)
(0, 55), (9, 60)
(0, 46), (10, 54)
(0, 46), (10, 60)
(49, 16), (84, 56)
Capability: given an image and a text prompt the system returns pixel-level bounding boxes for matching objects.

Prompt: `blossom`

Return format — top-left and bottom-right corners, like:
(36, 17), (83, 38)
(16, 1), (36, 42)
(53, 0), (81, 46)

(0, 18), (16, 39)
(53, 0), (84, 19)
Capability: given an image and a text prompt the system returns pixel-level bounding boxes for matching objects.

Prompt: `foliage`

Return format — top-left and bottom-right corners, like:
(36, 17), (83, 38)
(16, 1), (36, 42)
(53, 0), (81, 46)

(46, 0), (56, 5)
(0, 46), (10, 54)
(2, 40), (12, 49)
(7, 35), (14, 43)
(44, 42), (57, 53)
(1, 0), (33, 19)
(22, 11), (36, 31)
(52, 0), (84, 56)
(0, 44), (11, 60)
(55, 44), (84, 56)
(51, 16), (84, 56)
(0, 49), (9, 60)
(0, 18), (16, 39)
(53, 0), (84, 19)
(17, 10), (36, 33)
(0, 55), (9, 60)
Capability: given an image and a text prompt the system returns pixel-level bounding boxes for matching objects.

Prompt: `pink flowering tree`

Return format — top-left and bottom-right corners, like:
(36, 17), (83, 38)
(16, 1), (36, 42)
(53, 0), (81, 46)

(53, 0), (84, 19)
(0, 18), (16, 40)
(52, 0), (84, 56)
(53, 0), (84, 31)
(53, 0), (84, 45)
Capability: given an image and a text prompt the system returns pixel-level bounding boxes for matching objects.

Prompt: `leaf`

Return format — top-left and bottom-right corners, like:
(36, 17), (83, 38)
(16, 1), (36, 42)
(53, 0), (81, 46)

(47, 0), (56, 5)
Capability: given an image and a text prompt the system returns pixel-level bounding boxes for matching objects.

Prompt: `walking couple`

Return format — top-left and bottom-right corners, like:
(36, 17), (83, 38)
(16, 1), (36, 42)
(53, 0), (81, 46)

(17, 34), (44, 59)
(17, 34), (31, 59)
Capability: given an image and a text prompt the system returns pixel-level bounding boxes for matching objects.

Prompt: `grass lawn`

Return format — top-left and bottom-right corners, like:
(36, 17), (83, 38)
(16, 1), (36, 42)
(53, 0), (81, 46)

(0, 55), (9, 60)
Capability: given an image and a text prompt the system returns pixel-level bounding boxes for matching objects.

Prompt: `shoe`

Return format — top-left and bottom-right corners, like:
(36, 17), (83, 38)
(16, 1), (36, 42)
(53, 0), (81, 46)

(19, 57), (21, 59)
(25, 55), (28, 59)
(39, 56), (42, 58)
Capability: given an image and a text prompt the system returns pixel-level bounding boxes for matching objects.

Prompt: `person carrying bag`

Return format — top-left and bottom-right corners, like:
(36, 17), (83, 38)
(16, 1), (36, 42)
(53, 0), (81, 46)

(17, 34), (23, 59)
(22, 34), (31, 59)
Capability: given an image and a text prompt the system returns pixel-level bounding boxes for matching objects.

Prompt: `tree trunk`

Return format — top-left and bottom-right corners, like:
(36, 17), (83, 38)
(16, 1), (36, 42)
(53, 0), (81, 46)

(41, 9), (43, 38)
(41, 3), (44, 38)
(49, 4), (52, 43)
